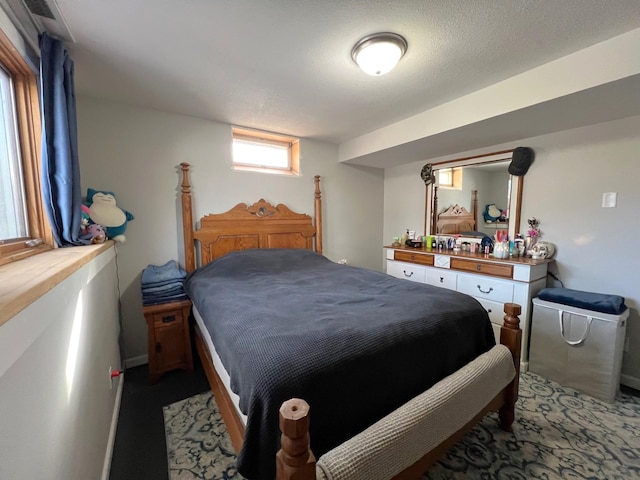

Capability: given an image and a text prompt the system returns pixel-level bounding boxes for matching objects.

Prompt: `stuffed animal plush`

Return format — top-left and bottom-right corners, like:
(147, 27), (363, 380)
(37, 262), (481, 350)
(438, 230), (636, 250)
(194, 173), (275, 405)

(87, 223), (106, 244)
(85, 188), (134, 242)
(483, 203), (503, 222)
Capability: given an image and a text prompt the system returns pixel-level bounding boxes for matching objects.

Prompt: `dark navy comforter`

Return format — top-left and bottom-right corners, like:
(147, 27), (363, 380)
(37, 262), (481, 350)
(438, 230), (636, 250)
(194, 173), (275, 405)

(185, 248), (495, 479)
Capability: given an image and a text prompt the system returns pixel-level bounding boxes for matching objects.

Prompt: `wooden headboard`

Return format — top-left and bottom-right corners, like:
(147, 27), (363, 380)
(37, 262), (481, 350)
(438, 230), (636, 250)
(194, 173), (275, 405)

(433, 188), (479, 235)
(437, 204), (476, 234)
(179, 163), (322, 273)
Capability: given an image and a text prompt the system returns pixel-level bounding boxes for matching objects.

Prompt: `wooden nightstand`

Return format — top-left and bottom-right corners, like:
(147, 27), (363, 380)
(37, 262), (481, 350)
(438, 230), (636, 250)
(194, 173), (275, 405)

(143, 299), (194, 383)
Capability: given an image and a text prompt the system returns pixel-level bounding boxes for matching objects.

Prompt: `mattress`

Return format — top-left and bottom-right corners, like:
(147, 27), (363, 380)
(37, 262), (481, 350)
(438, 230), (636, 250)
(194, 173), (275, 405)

(192, 304), (247, 424)
(186, 248), (495, 479)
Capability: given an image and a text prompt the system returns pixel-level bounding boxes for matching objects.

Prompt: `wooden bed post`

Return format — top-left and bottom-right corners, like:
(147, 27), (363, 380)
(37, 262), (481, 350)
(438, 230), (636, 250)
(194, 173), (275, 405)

(276, 398), (316, 480)
(180, 162), (196, 273)
(499, 302), (522, 432)
(314, 175), (323, 254)
(472, 189), (478, 231)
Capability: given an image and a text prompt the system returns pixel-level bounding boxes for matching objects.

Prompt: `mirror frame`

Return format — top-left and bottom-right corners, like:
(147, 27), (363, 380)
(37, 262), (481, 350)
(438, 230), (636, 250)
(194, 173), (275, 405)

(425, 149), (523, 239)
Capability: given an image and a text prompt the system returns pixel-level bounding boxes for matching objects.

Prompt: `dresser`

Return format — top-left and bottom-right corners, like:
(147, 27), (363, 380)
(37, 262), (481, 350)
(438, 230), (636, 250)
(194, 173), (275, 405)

(385, 246), (550, 370)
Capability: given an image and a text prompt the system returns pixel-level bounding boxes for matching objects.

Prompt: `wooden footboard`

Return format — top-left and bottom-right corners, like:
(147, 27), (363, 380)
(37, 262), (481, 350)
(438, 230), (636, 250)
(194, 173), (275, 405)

(276, 303), (522, 480)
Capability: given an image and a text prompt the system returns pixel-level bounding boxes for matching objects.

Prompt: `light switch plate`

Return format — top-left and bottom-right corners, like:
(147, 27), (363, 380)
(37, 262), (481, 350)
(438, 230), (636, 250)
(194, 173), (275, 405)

(602, 192), (617, 208)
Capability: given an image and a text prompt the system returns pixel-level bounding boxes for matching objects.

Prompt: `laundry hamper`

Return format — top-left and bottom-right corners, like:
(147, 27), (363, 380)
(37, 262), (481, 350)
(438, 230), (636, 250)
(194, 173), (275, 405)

(529, 288), (629, 403)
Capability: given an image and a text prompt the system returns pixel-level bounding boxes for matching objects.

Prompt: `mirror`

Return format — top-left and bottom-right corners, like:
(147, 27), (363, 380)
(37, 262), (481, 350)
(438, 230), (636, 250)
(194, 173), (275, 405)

(425, 151), (523, 240)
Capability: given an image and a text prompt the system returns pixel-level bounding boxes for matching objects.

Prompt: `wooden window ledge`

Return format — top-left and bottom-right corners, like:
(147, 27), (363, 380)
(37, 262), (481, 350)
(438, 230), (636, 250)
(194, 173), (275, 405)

(0, 241), (114, 327)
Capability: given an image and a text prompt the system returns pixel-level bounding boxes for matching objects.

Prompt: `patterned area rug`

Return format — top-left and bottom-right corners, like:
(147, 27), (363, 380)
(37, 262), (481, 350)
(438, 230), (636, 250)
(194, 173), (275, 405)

(164, 373), (640, 480)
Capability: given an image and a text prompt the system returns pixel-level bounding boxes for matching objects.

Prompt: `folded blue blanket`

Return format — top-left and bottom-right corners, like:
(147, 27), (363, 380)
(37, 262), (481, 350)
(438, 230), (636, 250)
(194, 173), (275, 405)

(537, 287), (627, 315)
(141, 278), (187, 289)
(142, 292), (189, 306)
(141, 282), (185, 294)
(141, 260), (186, 285)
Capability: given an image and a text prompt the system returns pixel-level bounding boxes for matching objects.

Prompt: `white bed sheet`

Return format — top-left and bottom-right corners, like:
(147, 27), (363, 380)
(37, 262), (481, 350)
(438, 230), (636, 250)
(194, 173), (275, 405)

(192, 304), (248, 425)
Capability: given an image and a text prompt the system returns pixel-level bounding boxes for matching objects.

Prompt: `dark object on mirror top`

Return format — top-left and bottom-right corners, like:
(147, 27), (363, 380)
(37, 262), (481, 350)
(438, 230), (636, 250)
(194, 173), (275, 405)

(405, 239), (422, 248)
(508, 147), (534, 176)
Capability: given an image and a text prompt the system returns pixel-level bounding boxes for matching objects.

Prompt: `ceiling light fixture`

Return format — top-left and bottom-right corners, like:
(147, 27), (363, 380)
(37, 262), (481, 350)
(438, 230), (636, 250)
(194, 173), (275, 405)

(351, 32), (408, 76)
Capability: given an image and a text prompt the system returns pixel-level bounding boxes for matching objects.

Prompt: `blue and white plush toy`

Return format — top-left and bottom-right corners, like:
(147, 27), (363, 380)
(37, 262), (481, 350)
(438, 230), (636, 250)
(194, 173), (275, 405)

(85, 188), (134, 242)
(483, 203), (503, 223)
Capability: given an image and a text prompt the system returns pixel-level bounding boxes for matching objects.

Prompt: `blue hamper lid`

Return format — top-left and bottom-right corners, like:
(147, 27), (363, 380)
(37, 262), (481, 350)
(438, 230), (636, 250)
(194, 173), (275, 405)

(537, 287), (627, 316)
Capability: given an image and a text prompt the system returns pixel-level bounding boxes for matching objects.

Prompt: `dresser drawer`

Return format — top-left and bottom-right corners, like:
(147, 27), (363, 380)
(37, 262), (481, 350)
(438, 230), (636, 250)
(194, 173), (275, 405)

(152, 308), (185, 328)
(394, 250), (434, 266)
(475, 298), (506, 326)
(458, 274), (514, 303)
(476, 298), (505, 345)
(450, 258), (513, 279)
(387, 261), (426, 283)
(426, 269), (457, 290)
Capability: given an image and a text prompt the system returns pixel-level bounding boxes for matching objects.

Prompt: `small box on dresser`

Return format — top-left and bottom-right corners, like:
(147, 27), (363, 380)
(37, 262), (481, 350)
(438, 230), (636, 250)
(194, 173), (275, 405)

(143, 299), (194, 383)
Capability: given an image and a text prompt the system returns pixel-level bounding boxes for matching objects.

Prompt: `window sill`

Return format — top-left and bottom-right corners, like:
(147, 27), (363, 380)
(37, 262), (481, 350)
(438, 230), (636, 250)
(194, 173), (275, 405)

(0, 241), (114, 327)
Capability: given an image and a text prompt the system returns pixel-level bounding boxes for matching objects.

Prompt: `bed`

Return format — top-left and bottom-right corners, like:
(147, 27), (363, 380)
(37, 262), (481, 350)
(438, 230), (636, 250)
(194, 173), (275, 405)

(177, 163), (522, 480)
(433, 188), (479, 234)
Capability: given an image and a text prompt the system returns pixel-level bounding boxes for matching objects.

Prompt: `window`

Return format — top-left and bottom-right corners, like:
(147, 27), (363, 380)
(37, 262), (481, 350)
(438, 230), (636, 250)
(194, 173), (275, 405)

(437, 167), (462, 189)
(232, 127), (300, 176)
(0, 65), (27, 240)
(0, 29), (52, 265)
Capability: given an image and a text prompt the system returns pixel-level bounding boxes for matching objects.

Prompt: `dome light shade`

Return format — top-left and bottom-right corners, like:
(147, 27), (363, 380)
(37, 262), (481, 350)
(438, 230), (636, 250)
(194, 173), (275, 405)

(351, 33), (407, 76)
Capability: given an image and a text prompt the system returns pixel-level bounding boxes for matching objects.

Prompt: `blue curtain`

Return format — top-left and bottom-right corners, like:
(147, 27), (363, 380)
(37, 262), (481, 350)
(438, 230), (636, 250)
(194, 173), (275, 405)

(39, 33), (89, 246)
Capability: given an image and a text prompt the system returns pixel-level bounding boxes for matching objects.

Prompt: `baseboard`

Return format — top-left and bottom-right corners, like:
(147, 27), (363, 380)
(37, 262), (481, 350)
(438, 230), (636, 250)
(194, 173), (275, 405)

(125, 354), (148, 368)
(621, 374), (640, 391)
(101, 372), (125, 480)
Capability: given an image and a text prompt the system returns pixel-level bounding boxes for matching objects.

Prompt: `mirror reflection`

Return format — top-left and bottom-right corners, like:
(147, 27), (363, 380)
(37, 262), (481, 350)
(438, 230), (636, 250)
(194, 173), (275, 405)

(426, 152), (522, 240)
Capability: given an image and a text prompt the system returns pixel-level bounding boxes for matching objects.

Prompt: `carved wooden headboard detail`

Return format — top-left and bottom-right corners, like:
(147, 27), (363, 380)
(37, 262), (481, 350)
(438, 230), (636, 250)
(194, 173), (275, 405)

(434, 188), (479, 235)
(179, 163), (322, 273)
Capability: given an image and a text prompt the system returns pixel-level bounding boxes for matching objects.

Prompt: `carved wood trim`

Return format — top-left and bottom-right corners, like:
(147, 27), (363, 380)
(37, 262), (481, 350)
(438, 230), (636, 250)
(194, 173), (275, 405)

(178, 164), (322, 269)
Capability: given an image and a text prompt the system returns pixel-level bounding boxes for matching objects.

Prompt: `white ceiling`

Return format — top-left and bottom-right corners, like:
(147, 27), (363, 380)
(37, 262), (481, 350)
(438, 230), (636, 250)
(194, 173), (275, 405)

(53, 0), (640, 165)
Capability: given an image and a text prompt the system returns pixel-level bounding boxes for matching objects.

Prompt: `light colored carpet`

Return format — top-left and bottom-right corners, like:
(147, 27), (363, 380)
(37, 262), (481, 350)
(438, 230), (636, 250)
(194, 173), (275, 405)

(164, 372), (640, 480)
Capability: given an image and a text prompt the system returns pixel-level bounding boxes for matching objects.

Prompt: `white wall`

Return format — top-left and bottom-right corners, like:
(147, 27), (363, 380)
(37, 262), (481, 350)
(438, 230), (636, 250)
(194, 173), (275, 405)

(76, 96), (385, 364)
(384, 115), (640, 387)
(0, 249), (121, 479)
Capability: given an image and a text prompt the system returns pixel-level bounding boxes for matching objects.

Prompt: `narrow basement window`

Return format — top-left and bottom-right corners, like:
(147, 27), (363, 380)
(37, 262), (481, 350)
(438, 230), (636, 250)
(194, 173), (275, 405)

(232, 127), (300, 176)
(438, 167), (462, 189)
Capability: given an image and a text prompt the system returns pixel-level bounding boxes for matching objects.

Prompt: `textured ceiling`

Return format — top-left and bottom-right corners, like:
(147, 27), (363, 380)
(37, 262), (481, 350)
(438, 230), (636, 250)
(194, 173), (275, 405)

(55, 0), (640, 145)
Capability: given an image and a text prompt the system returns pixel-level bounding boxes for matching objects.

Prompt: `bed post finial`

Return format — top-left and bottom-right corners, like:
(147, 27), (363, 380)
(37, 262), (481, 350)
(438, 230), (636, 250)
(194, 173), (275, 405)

(472, 189), (479, 230)
(314, 175), (323, 254)
(432, 186), (439, 234)
(276, 398), (316, 480)
(499, 302), (522, 432)
(180, 162), (196, 273)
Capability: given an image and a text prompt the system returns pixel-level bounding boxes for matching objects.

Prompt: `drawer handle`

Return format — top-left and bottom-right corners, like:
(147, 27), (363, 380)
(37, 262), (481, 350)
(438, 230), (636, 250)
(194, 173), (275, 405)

(439, 277), (444, 283)
(477, 285), (493, 294)
(162, 315), (176, 323)
(476, 265), (482, 271)
(403, 270), (414, 278)
(410, 254), (415, 260)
